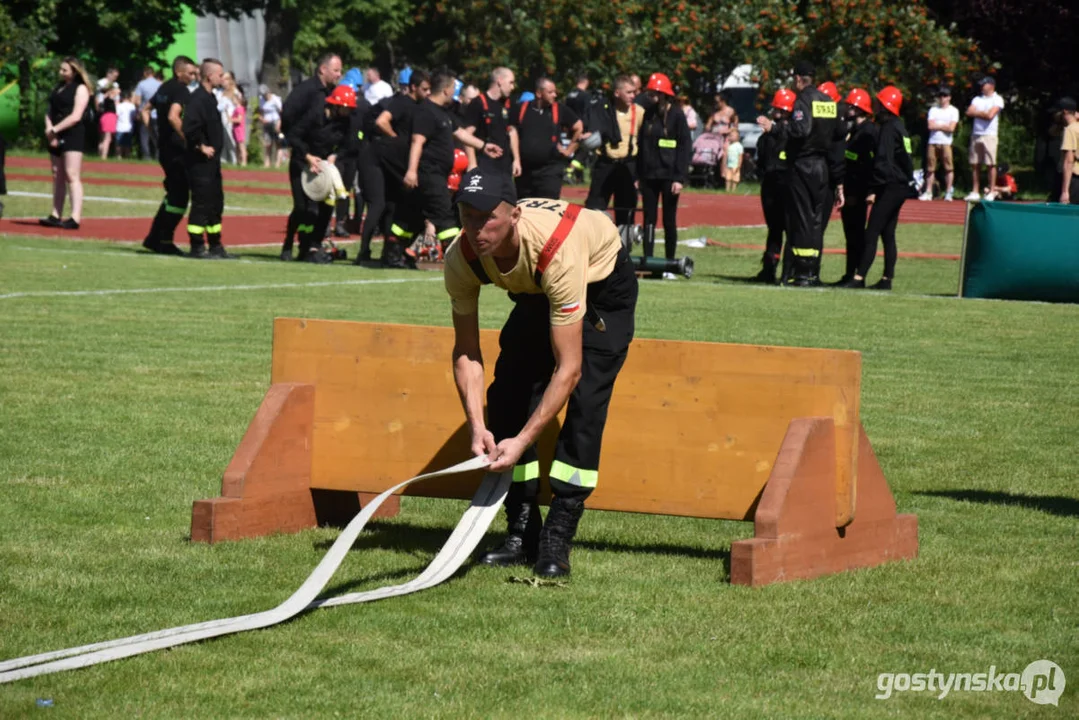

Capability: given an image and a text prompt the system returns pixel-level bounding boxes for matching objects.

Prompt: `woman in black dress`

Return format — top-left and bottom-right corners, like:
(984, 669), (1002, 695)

(42, 56), (92, 229)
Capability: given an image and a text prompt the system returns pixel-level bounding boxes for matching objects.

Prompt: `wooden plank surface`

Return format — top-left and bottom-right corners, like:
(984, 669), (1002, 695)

(271, 319), (860, 522)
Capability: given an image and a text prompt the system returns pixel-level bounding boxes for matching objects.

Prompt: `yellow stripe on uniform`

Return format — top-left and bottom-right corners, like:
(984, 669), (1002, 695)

(390, 224), (412, 238)
(512, 461), (540, 483)
(792, 248), (820, 257)
(164, 203), (187, 215)
(436, 227), (460, 240)
(903, 137), (913, 154)
(812, 101), (837, 118)
(549, 460), (598, 488)
(845, 150), (858, 161)
(206, 224), (222, 234)
(187, 224), (205, 234)
(657, 139), (678, 149)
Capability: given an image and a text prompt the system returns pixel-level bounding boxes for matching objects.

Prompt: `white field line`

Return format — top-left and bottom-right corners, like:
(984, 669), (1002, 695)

(4, 190), (273, 213)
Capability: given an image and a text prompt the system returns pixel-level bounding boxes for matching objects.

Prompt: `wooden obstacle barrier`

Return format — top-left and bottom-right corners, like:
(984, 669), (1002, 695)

(191, 319), (917, 586)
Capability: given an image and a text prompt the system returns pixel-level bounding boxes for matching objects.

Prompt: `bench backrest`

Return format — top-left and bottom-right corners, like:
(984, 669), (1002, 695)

(270, 319), (861, 525)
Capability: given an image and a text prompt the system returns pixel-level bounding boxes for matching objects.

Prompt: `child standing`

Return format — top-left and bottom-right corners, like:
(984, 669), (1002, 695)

(724, 128), (744, 192)
(114, 91), (137, 159)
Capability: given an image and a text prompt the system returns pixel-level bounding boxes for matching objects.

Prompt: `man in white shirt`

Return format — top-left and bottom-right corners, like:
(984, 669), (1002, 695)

(921, 86), (959, 201)
(965, 76), (1005, 200)
(363, 68), (393, 106)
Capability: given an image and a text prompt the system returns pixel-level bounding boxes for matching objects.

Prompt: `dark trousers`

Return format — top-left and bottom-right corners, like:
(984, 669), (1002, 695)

(335, 156), (357, 225)
(785, 156), (828, 277)
(139, 123), (157, 160)
(858, 183), (906, 278)
(487, 247), (638, 501)
(144, 150), (189, 245)
(585, 158), (637, 227)
(760, 173), (786, 266)
(821, 184), (835, 237)
(186, 159), (224, 247)
(287, 160), (334, 256)
(840, 191), (869, 280)
(640, 178), (680, 259)
(390, 171), (458, 242)
(516, 163), (564, 200)
(358, 155), (394, 258)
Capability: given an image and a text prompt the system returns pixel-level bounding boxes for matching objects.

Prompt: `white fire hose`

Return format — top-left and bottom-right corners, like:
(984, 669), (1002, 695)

(0, 457), (507, 684)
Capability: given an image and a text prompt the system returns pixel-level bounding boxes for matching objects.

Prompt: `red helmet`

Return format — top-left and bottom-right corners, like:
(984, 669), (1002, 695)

(326, 85), (357, 108)
(771, 89), (796, 113)
(876, 85), (903, 116)
(452, 148), (468, 175)
(845, 88), (873, 115)
(817, 81), (841, 103)
(645, 72), (675, 97)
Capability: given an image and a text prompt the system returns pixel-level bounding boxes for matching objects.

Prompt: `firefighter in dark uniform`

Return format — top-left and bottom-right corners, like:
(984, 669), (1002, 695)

(842, 86), (913, 290)
(585, 74), (641, 231)
(182, 59), (232, 259)
(142, 56), (197, 255)
(817, 81), (847, 244)
(636, 72), (692, 271)
(752, 88), (795, 284)
(368, 70), (431, 267)
(446, 168), (638, 578)
(279, 53), (342, 261)
(333, 90), (370, 239)
(390, 71), (502, 265)
(461, 67), (520, 176)
(290, 84), (355, 263)
(777, 61), (839, 286)
(510, 78), (583, 200)
(833, 88), (878, 285)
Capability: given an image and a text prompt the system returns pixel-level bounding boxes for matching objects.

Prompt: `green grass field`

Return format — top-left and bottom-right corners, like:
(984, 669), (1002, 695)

(1, 178), (1077, 718)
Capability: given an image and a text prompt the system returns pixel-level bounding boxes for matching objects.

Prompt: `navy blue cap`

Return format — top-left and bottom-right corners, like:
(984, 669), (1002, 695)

(454, 168), (517, 211)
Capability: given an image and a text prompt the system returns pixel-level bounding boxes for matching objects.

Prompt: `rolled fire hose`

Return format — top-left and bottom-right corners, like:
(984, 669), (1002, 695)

(0, 457), (508, 684)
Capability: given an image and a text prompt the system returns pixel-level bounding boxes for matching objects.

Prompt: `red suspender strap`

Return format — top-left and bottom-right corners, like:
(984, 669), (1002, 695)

(478, 93), (490, 125)
(553, 102), (559, 126)
(459, 237), (492, 284)
(533, 203), (582, 285)
(519, 101), (528, 125)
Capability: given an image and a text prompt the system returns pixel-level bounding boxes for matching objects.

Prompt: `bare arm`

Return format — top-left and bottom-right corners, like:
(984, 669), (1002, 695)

(1062, 150), (1075, 203)
(451, 310), (495, 456)
(509, 126), (521, 175)
(463, 124), (479, 169)
(168, 102), (185, 143)
(375, 110), (395, 138)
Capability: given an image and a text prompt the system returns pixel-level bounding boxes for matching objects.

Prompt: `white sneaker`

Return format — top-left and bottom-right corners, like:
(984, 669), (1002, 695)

(964, 191), (981, 201)
(944, 190), (954, 202)
(662, 271), (678, 280)
(984, 191), (998, 201)
(919, 192), (932, 201)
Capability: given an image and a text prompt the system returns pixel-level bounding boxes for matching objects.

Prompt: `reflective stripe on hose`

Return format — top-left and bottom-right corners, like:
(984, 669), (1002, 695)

(0, 457), (506, 684)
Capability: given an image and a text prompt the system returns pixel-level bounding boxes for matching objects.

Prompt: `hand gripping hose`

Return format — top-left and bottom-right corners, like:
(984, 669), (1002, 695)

(0, 457), (507, 684)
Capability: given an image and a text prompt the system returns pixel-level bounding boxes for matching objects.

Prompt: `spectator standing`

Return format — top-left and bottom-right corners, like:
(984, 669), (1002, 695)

(231, 85), (248, 166)
(364, 68), (394, 106)
(134, 66), (162, 159)
(724, 128), (744, 192)
(680, 96), (700, 142)
(921, 86), (959, 201)
(965, 76), (1005, 200)
(258, 84), (284, 168)
(217, 72), (238, 164)
(41, 56), (92, 229)
(1057, 97), (1079, 205)
(114, 91), (137, 159)
(97, 83), (120, 159)
(705, 89), (738, 163)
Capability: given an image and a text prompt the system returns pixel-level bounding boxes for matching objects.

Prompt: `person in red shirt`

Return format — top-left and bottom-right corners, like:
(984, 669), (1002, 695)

(991, 163), (1018, 200)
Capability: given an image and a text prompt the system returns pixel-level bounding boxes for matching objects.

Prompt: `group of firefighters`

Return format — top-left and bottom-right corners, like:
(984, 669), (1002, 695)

(754, 61), (914, 289)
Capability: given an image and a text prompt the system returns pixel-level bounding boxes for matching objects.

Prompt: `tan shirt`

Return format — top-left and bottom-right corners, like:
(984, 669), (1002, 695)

(1061, 120), (1079, 176)
(444, 200), (621, 326)
(602, 104), (644, 159)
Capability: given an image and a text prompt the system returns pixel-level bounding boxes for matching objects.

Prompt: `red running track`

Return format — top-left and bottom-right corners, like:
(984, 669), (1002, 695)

(8, 154), (970, 227)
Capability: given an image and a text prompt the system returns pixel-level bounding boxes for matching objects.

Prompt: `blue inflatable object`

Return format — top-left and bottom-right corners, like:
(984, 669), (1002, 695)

(518, 91), (535, 103)
(398, 66), (412, 86)
(340, 67), (365, 92)
(453, 78), (464, 101)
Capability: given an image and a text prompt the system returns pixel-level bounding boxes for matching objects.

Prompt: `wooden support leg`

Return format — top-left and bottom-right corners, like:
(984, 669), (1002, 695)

(729, 418), (918, 586)
(190, 383), (400, 544)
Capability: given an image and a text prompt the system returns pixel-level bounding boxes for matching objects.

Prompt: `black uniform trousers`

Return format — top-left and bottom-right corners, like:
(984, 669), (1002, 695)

(186, 158), (224, 247)
(785, 155), (828, 278)
(390, 170), (459, 246)
(858, 182), (906, 279)
(840, 191), (869, 280)
(760, 173), (786, 266)
(287, 160), (334, 256)
(821, 184), (835, 238)
(585, 158), (637, 227)
(335, 155), (358, 226)
(357, 150), (395, 259)
(144, 148), (189, 245)
(487, 246), (638, 501)
(516, 162), (565, 200)
(640, 178), (680, 259)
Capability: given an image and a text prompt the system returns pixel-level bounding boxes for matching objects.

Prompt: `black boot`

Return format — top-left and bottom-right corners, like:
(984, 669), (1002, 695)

(334, 199), (351, 237)
(753, 253), (779, 284)
(478, 497), (541, 566)
(789, 256), (822, 287)
(533, 496), (586, 578)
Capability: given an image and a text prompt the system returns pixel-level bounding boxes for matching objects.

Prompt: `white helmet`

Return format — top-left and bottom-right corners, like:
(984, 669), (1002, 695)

(580, 132), (604, 152)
